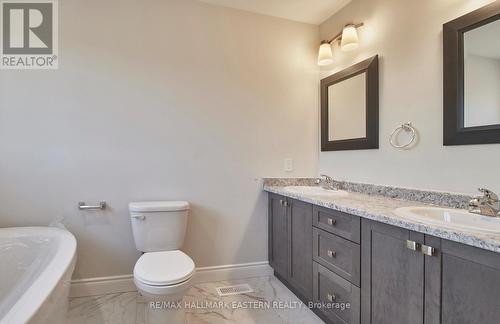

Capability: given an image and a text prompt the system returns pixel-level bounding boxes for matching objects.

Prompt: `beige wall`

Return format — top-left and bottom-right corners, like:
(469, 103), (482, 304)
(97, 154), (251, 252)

(319, 0), (499, 195)
(2, 0), (497, 281)
(0, 0), (319, 279)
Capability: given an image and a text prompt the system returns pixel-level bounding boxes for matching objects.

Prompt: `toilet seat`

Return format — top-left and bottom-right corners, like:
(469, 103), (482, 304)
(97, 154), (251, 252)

(134, 275), (193, 297)
(134, 250), (195, 287)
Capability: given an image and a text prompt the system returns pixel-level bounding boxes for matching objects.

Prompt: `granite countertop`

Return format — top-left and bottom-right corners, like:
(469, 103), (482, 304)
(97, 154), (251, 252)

(263, 180), (500, 254)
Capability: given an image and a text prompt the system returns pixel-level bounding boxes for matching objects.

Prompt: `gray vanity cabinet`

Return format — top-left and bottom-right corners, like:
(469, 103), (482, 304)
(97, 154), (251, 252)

(268, 193), (313, 300)
(268, 193), (288, 278)
(424, 236), (500, 324)
(287, 198), (313, 300)
(361, 220), (425, 324)
(268, 193), (500, 324)
(362, 220), (500, 324)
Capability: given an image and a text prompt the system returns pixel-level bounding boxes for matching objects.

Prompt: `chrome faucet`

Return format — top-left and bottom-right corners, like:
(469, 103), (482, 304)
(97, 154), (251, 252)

(468, 188), (500, 217)
(317, 174), (339, 190)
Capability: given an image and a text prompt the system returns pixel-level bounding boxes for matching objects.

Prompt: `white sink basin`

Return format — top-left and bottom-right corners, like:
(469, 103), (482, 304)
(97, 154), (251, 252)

(283, 186), (348, 197)
(394, 206), (500, 234)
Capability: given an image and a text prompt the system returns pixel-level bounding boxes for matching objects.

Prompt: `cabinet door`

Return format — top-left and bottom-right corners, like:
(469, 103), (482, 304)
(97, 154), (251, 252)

(424, 236), (500, 324)
(361, 220), (425, 324)
(287, 198), (313, 300)
(268, 193), (288, 278)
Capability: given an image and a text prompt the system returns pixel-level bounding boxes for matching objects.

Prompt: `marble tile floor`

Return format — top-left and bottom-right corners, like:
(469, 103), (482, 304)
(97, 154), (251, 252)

(67, 276), (325, 324)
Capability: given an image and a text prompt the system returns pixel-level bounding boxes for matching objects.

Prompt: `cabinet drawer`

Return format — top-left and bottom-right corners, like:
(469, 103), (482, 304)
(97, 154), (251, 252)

(313, 262), (360, 324)
(313, 227), (360, 286)
(313, 206), (360, 243)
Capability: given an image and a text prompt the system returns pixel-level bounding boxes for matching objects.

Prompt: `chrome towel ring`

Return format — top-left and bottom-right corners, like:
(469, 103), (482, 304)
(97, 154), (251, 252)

(390, 122), (417, 149)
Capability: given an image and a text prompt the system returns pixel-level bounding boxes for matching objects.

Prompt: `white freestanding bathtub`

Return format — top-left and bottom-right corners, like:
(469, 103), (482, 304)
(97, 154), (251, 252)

(0, 227), (77, 324)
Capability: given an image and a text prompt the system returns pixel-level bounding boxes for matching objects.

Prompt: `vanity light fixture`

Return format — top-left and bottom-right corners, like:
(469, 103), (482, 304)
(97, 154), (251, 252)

(318, 41), (334, 66)
(340, 24), (360, 51)
(317, 23), (364, 66)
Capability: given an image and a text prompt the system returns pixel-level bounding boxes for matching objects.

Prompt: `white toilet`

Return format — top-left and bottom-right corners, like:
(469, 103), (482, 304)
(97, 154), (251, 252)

(129, 201), (195, 324)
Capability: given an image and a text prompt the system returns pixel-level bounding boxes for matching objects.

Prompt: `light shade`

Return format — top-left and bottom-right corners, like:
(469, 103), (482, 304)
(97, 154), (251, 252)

(317, 42), (333, 66)
(340, 24), (359, 51)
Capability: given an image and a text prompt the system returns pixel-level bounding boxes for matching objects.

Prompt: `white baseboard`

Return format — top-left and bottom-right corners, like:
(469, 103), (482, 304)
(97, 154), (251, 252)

(70, 274), (136, 298)
(192, 261), (273, 284)
(70, 261), (273, 298)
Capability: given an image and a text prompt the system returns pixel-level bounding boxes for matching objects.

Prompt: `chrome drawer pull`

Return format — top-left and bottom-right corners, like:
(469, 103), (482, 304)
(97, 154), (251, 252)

(421, 244), (436, 256)
(327, 218), (336, 226)
(406, 240), (421, 251)
(327, 293), (336, 302)
(327, 250), (336, 258)
(279, 199), (284, 206)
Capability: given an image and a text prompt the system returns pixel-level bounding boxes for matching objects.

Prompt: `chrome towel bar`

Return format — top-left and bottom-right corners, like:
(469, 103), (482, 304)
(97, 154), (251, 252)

(78, 201), (106, 210)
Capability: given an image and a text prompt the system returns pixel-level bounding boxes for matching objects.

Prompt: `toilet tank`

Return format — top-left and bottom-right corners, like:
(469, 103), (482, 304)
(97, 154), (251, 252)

(129, 201), (189, 252)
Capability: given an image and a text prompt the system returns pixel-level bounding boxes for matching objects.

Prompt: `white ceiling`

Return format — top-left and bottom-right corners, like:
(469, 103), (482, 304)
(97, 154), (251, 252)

(197, 0), (351, 25)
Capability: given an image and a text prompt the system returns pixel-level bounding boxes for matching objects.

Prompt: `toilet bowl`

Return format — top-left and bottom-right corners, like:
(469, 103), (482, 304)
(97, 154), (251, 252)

(134, 250), (195, 297)
(129, 201), (194, 324)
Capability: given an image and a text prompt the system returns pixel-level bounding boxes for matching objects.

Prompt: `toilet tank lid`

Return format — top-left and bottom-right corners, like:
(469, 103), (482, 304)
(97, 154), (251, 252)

(129, 201), (189, 212)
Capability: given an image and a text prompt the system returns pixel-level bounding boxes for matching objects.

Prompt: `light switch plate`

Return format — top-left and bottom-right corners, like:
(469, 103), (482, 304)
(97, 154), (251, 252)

(284, 158), (293, 172)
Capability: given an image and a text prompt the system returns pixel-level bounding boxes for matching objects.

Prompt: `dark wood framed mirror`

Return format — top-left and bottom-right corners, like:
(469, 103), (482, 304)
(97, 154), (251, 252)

(321, 55), (379, 151)
(443, 1), (500, 145)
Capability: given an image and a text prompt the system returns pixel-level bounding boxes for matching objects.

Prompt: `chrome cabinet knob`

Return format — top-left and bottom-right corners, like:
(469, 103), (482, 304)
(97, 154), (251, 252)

(327, 250), (336, 258)
(327, 293), (336, 302)
(327, 218), (336, 226)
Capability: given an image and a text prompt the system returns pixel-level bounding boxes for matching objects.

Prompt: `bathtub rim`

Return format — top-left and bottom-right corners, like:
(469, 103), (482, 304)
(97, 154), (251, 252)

(0, 226), (77, 324)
